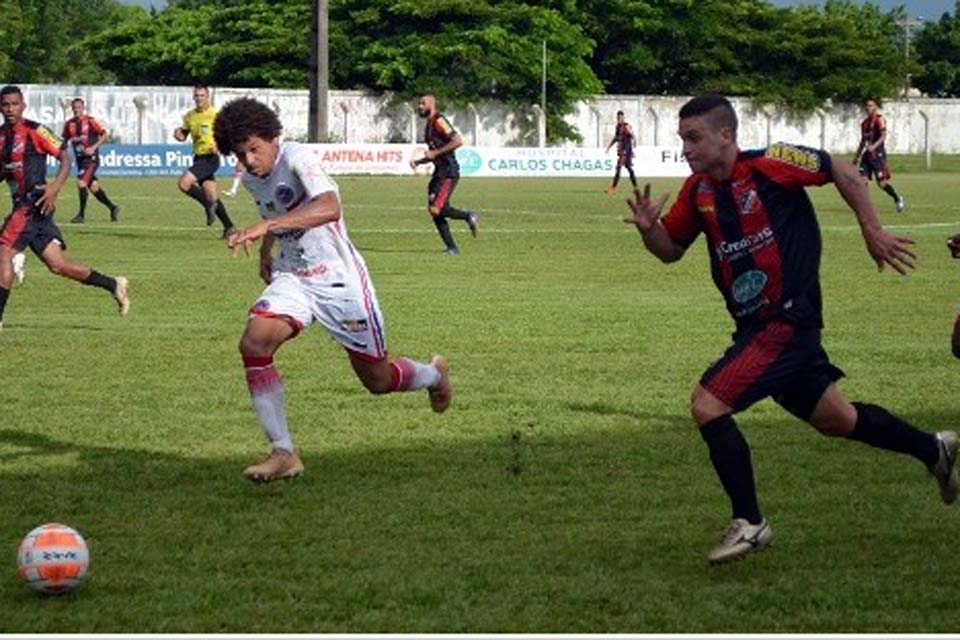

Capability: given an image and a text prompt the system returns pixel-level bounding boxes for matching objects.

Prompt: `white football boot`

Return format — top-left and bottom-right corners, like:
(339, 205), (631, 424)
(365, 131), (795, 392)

(707, 518), (772, 565)
(12, 252), (25, 285)
(932, 431), (958, 505)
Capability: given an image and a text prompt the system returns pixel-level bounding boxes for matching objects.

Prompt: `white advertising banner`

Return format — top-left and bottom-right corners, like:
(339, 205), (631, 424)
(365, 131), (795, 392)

(308, 144), (691, 178)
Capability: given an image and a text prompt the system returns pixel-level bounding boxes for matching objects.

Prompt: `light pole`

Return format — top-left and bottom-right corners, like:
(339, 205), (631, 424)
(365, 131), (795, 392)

(308, 0), (329, 142)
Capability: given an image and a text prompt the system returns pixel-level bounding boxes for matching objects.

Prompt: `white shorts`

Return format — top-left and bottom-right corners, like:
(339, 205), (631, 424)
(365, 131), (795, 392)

(249, 271), (388, 361)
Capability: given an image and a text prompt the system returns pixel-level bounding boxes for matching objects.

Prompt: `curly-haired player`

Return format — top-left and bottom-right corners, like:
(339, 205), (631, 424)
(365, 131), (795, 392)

(213, 97), (453, 483)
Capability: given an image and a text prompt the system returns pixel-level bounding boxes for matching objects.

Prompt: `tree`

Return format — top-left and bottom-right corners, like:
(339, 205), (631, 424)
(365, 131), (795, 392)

(914, 1), (960, 97)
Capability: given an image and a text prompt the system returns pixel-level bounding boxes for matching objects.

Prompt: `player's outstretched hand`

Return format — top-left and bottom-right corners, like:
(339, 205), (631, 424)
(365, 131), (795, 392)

(948, 234), (960, 259)
(623, 183), (669, 233)
(34, 185), (59, 215)
(864, 227), (916, 275)
(229, 220), (269, 247)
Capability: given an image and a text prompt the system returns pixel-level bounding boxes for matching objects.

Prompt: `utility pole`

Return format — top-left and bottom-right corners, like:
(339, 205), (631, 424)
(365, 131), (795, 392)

(308, 0), (329, 142)
(541, 40), (547, 142)
(902, 14), (924, 96)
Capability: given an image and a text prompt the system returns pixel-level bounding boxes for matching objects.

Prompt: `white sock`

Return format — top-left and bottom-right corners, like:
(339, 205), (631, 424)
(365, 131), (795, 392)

(244, 356), (293, 452)
(389, 357), (440, 391)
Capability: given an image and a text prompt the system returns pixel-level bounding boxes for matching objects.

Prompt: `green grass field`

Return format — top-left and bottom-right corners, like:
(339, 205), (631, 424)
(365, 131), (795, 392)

(1, 165), (959, 632)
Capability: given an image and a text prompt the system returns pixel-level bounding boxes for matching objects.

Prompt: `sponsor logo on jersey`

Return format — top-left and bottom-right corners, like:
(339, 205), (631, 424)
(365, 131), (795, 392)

(715, 226), (774, 259)
(732, 269), (768, 304)
(766, 143), (820, 172)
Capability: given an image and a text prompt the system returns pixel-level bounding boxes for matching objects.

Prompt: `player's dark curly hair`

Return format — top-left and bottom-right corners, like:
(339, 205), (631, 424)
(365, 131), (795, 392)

(213, 97), (283, 155)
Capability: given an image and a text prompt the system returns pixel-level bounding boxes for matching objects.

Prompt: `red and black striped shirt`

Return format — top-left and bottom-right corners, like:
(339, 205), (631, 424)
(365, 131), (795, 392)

(62, 115), (106, 162)
(424, 113), (459, 178)
(661, 143), (833, 330)
(1, 119), (64, 203)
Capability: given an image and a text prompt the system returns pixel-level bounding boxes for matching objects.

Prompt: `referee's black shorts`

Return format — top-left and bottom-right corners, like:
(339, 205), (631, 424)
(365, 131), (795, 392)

(188, 154), (220, 183)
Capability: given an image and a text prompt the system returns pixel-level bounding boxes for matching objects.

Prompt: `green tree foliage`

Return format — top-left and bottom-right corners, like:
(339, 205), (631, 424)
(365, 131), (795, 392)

(551, 0), (908, 110)
(914, 1), (960, 97)
(1, 0), (145, 83)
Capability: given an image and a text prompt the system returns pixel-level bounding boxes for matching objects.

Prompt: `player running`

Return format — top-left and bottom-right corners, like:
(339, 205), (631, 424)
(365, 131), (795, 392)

(409, 92), (478, 255)
(604, 110), (637, 195)
(62, 98), (120, 223)
(173, 85), (237, 238)
(213, 97), (453, 484)
(854, 97), (905, 213)
(624, 94), (956, 565)
(0, 85), (129, 333)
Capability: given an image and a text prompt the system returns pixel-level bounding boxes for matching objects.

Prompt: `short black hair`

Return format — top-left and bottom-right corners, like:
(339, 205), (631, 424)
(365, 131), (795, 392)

(616, 110), (624, 116)
(214, 97), (283, 154)
(193, 85), (209, 93)
(419, 90), (436, 99)
(865, 96), (881, 107)
(0, 85), (22, 99)
(71, 97), (85, 106)
(679, 94), (738, 134)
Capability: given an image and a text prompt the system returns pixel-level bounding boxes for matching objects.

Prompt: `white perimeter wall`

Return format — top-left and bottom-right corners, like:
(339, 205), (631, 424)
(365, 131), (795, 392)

(16, 84), (960, 154)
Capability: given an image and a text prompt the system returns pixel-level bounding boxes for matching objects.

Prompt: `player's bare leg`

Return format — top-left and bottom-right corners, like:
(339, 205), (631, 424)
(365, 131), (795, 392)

(809, 384), (956, 504)
(38, 242), (129, 316)
(239, 315), (304, 483)
(692, 384), (772, 564)
(347, 351), (451, 412)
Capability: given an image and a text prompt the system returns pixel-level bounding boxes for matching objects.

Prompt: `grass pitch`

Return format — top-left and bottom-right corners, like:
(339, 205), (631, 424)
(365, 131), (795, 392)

(1, 163), (959, 632)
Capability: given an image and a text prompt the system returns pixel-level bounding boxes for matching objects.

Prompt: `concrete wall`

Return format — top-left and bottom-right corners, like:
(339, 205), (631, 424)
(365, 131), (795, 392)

(16, 84), (960, 154)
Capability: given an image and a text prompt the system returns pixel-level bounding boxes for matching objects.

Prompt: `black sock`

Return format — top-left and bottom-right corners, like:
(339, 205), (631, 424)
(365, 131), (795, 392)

(93, 188), (115, 210)
(82, 270), (117, 294)
(214, 201), (234, 229)
(0, 285), (9, 322)
(78, 187), (88, 215)
(700, 414), (762, 524)
(882, 184), (900, 201)
(441, 205), (470, 221)
(848, 402), (939, 468)
(433, 216), (457, 250)
(612, 168), (621, 187)
(627, 167), (638, 187)
(185, 184), (208, 207)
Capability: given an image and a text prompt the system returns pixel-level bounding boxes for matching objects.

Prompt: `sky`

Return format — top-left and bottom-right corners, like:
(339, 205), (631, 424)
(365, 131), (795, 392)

(120, 0), (954, 18)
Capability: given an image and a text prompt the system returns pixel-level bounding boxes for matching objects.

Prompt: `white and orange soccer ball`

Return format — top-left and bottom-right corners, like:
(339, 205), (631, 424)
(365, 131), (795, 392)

(17, 523), (89, 595)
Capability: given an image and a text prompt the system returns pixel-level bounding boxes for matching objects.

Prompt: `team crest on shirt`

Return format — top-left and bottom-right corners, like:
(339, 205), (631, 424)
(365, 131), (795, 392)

(253, 299), (271, 311)
(738, 190), (759, 216)
(274, 183), (296, 207)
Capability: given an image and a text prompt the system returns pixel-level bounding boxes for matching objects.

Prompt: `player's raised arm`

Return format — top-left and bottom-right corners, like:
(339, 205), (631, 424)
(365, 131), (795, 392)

(830, 155), (915, 274)
(623, 184), (686, 263)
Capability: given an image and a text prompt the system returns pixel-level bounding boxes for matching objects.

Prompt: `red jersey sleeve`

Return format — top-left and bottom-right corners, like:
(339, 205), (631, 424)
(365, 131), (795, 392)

(751, 143), (832, 189)
(89, 117), (106, 136)
(31, 124), (64, 157)
(433, 115), (456, 142)
(61, 121), (71, 141)
(660, 175), (703, 248)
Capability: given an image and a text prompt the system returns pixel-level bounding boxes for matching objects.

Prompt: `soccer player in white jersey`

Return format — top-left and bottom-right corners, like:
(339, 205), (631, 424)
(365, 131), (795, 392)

(213, 97), (453, 483)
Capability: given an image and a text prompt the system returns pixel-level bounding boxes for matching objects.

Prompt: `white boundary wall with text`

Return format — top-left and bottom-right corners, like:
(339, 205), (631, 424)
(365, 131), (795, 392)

(16, 84), (960, 154)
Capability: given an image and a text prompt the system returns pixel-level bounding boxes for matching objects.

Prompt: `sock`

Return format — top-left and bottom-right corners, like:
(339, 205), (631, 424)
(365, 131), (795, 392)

(214, 201), (234, 229)
(185, 183), (208, 207)
(388, 357), (441, 392)
(848, 402), (939, 468)
(92, 188), (115, 211)
(952, 315), (960, 359)
(441, 205), (470, 221)
(0, 285), (9, 321)
(230, 176), (241, 192)
(700, 414), (763, 524)
(82, 270), (117, 294)
(243, 355), (293, 452)
(882, 184), (900, 201)
(612, 167), (621, 187)
(78, 187), (88, 215)
(433, 216), (457, 250)
(627, 166), (638, 187)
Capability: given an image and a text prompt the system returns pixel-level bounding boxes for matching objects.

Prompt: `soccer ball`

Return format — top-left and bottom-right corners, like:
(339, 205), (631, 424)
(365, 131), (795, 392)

(17, 523), (89, 595)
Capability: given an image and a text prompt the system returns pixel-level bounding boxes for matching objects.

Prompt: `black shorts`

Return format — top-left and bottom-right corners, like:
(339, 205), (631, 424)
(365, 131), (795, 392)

(189, 154), (220, 183)
(859, 151), (890, 181)
(700, 321), (844, 420)
(75, 155), (100, 183)
(0, 203), (66, 254)
(617, 151), (633, 168)
(428, 174), (458, 210)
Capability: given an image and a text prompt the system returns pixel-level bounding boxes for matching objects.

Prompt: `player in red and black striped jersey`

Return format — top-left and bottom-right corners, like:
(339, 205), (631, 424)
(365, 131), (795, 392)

(604, 110), (637, 195)
(409, 92), (479, 255)
(624, 94), (956, 565)
(62, 97), (120, 223)
(0, 85), (129, 332)
(854, 97), (904, 213)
